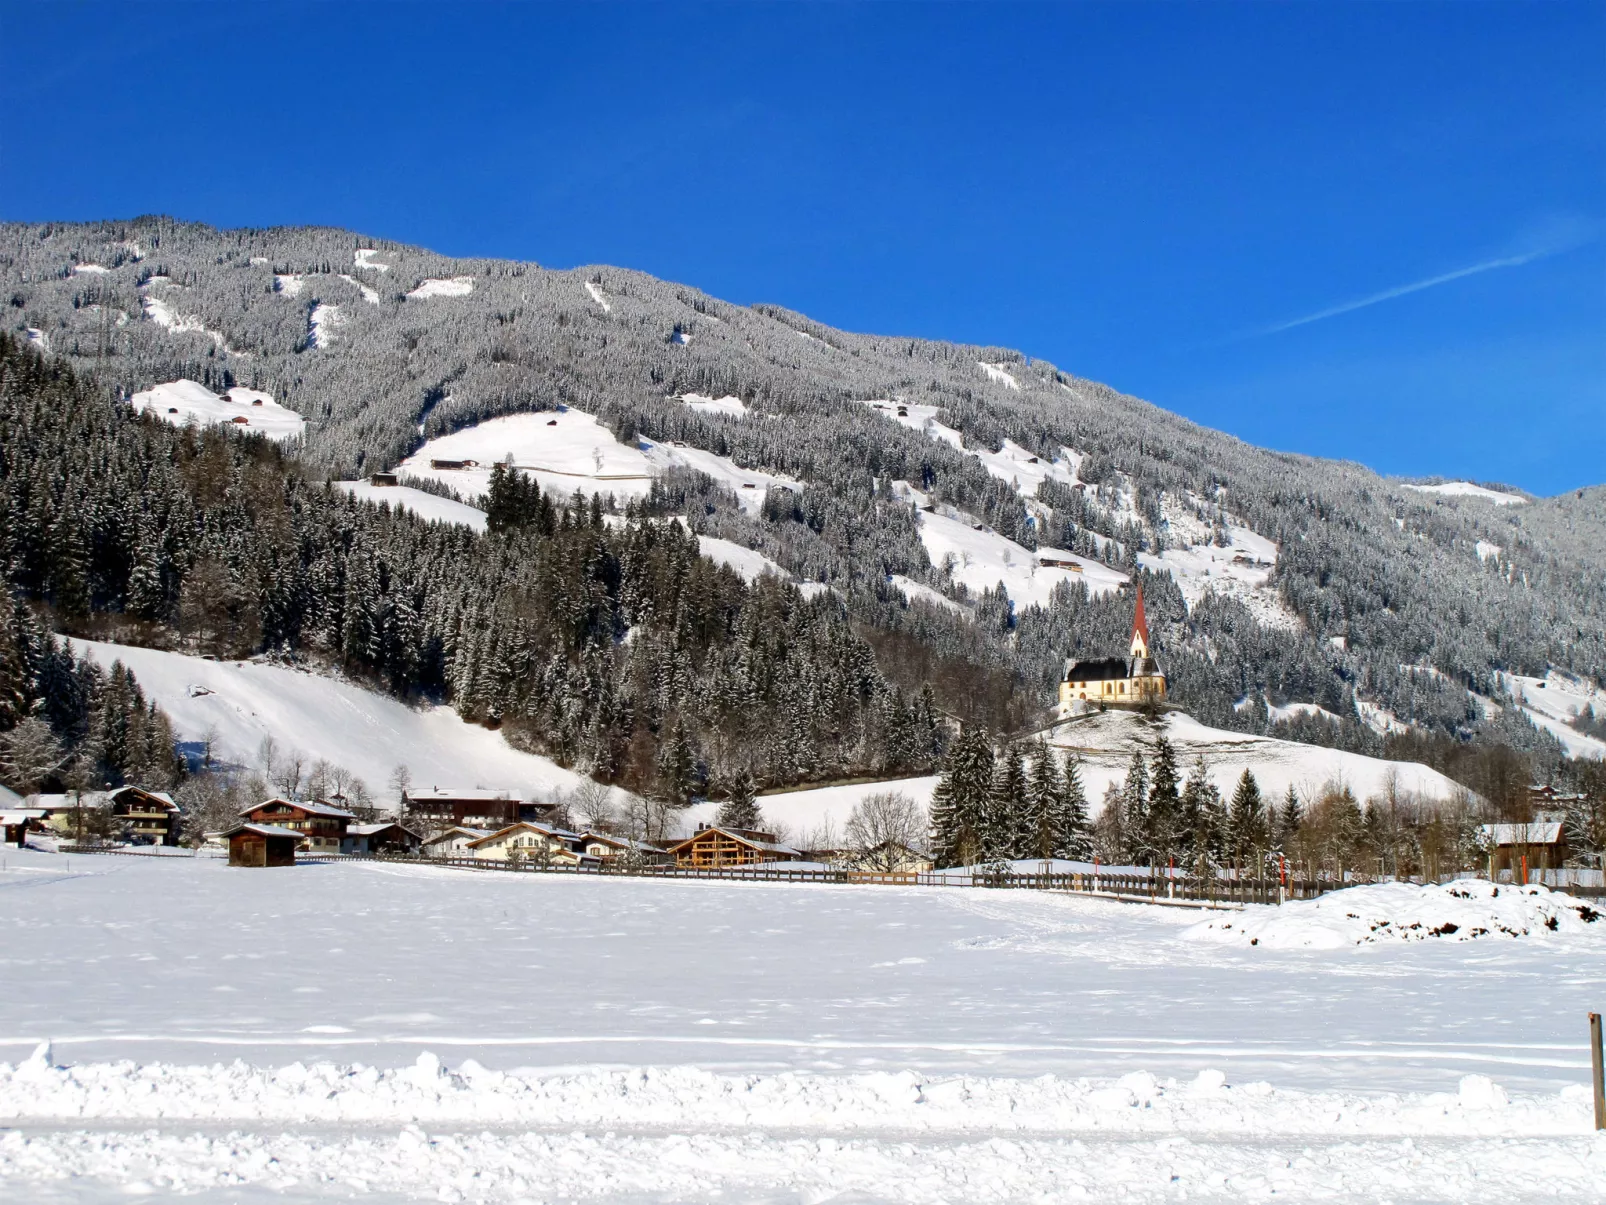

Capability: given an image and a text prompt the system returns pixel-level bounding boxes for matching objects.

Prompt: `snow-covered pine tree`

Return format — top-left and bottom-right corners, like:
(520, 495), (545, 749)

(1054, 753), (1092, 860)
(716, 770), (760, 831)
(987, 744), (1028, 861)
(1144, 736), (1182, 865)
(1024, 741), (1063, 860)
(929, 726), (994, 868)
(1228, 768), (1268, 867)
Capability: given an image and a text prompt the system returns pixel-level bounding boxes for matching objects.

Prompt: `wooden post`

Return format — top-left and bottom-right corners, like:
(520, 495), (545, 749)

(1591, 1012), (1605, 1132)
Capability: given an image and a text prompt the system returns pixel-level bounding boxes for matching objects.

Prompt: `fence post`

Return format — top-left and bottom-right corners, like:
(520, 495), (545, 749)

(1591, 1013), (1605, 1131)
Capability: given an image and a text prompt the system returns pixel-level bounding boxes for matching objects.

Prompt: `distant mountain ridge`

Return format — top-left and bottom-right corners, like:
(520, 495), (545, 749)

(5, 217), (1603, 781)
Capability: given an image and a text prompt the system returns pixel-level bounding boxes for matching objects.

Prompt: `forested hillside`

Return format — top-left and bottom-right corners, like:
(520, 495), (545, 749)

(5, 218), (1604, 800)
(0, 335), (938, 799)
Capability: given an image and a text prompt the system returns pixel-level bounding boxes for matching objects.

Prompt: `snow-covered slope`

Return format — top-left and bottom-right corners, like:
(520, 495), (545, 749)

(1496, 670), (1606, 760)
(68, 639), (599, 800)
(1402, 481), (1528, 506)
(921, 509), (1129, 606)
(129, 379), (305, 441)
(334, 482), (488, 531)
(677, 393), (748, 418)
(1048, 708), (1467, 807)
(405, 276), (474, 299)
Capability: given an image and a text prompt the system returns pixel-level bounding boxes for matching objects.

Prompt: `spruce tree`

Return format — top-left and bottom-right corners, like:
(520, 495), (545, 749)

(1025, 741), (1063, 860)
(1054, 753), (1092, 860)
(716, 770), (760, 831)
(987, 744), (1028, 862)
(1229, 769), (1267, 868)
(1144, 736), (1182, 865)
(929, 726), (994, 868)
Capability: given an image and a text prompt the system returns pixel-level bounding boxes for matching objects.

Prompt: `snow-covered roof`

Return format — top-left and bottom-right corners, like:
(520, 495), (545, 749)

(1065, 656), (1130, 682)
(240, 798), (356, 819)
(421, 826), (493, 844)
(578, 831), (667, 854)
(225, 823), (304, 840)
(1, 810), (48, 825)
(0, 784), (24, 809)
(467, 821), (580, 847)
(347, 822), (418, 837)
(668, 827), (803, 857)
(407, 788), (516, 802)
(1479, 823), (1564, 846)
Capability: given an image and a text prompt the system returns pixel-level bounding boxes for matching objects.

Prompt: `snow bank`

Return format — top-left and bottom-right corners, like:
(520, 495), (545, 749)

(129, 380), (305, 441)
(0, 1051), (1593, 1139)
(67, 638), (596, 798)
(1184, 880), (1602, 950)
(1403, 481), (1527, 505)
(406, 276), (473, 299)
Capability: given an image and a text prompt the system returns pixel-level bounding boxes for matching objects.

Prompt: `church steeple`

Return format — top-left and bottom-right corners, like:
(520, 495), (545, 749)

(1129, 585), (1150, 660)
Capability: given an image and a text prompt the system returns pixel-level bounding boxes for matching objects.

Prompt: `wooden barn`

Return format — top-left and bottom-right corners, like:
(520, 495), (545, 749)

(1479, 822), (1568, 879)
(225, 823), (300, 867)
(666, 826), (802, 869)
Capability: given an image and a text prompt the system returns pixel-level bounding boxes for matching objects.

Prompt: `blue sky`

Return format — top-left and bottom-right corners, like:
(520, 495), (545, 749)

(2, 2), (1601, 495)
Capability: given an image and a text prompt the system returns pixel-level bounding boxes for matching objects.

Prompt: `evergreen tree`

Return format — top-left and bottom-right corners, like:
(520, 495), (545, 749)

(1053, 753), (1092, 860)
(1143, 736), (1182, 865)
(1275, 785), (1301, 850)
(1119, 748), (1149, 861)
(987, 744), (1028, 861)
(655, 720), (697, 808)
(929, 726), (994, 867)
(1228, 768), (1268, 868)
(716, 770), (760, 831)
(1024, 741), (1063, 860)
(1181, 756), (1224, 867)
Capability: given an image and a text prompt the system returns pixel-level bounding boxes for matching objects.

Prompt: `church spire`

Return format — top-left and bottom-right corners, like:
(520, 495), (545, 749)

(1129, 584), (1150, 660)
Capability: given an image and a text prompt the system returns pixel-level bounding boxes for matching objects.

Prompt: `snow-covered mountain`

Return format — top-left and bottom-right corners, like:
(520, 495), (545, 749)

(5, 217), (1603, 772)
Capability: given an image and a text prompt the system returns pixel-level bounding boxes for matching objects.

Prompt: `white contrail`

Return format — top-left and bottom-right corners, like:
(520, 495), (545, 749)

(1250, 247), (1557, 338)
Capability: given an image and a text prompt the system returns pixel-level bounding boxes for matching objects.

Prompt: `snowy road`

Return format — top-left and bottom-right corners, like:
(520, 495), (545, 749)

(2, 851), (1602, 1201)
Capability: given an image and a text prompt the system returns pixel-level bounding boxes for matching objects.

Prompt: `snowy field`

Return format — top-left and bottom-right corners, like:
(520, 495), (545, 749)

(1496, 669), (1606, 761)
(0, 852), (1601, 1202)
(333, 482), (489, 532)
(130, 380), (306, 442)
(1401, 481), (1528, 506)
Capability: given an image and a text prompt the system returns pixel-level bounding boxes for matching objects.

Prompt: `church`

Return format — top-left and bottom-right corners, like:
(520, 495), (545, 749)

(1059, 586), (1167, 708)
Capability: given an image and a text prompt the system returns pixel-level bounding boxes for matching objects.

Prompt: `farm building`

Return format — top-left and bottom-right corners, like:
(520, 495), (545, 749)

(224, 823), (301, 867)
(403, 788), (554, 831)
(2, 809), (47, 847)
(108, 786), (182, 846)
(1478, 822), (1568, 878)
(666, 826), (803, 869)
(463, 821), (587, 864)
(346, 822), (422, 854)
(238, 799), (355, 852)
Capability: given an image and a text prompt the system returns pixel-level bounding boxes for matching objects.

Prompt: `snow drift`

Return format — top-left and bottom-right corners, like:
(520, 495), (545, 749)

(1184, 880), (1602, 949)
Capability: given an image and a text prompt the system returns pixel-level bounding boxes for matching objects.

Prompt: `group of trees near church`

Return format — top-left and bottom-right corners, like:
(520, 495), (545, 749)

(928, 730), (1092, 866)
(0, 334), (938, 801)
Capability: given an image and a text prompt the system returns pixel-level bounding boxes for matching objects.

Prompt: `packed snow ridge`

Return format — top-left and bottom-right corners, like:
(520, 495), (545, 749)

(1184, 880), (1601, 950)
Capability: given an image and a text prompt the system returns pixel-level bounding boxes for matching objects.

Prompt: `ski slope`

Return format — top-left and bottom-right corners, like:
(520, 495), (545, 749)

(0, 852), (1598, 1202)
(129, 379), (305, 441)
(66, 638), (598, 801)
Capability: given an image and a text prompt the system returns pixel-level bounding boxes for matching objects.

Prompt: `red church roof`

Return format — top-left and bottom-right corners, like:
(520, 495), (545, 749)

(1132, 585), (1149, 644)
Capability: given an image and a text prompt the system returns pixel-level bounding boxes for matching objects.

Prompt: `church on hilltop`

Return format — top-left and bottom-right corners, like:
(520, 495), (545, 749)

(1060, 586), (1167, 708)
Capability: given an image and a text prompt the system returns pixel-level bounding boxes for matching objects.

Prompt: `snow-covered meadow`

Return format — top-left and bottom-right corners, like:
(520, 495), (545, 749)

(0, 852), (1601, 1202)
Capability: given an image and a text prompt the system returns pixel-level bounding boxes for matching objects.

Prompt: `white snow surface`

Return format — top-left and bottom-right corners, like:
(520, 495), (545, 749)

(921, 508), (1129, 607)
(1476, 539), (1502, 562)
(694, 535), (787, 582)
(1497, 670), (1606, 760)
(1184, 880), (1602, 949)
(273, 273), (304, 298)
(678, 392), (748, 418)
(334, 482), (487, 532)
(70, 262), (110, 275)
(339, 273), (381, 304)
(1402, 481), (1528, 505)
(405, 276), (474, 299)
(352, 248), (389, 272)
(66, 639), (599, 801)
(977, 360), (1022, 390)
(888, 574), (965, 614)
(1048, 709), (1469, 808)
(307, 302), (343, 348)
(583, 280), (612, 312)
(129, 380), (305, 441)
(0, 853), (1600, 1201)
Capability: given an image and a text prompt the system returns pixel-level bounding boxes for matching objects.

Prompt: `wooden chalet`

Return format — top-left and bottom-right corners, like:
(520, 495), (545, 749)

(238, 798), (355, 851)
(108, 786), (182, 846)
(1479, 822), (1569, 878)
(577, 831), (670, 865)
(463, 821), (586, 864)
(403, 788), (553, 830)
(224, 823), (300, 867)
(666, 825), (802, 869)
(369, 472), (399, 486)
(346, 822), (422, 854)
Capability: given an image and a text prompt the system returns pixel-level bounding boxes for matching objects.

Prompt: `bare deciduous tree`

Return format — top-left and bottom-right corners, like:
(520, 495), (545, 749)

(845, 791), (927, 871)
